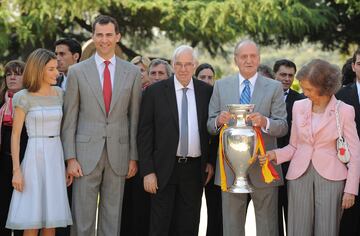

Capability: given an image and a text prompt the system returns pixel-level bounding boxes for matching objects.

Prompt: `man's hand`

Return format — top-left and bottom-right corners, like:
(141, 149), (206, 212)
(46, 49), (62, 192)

(204, 163), (214, 186)
(126, 160), (138, 179)
(66, 158), (83, 178)
(342, 193), (355, 209)
(247, 112), (267, 128)
(144, 173), (158, 194)
(216, 111), (232, 127)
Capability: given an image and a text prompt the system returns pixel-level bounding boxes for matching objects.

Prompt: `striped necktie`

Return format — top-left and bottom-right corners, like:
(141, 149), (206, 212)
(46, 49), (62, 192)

(240, 79), (251, 104)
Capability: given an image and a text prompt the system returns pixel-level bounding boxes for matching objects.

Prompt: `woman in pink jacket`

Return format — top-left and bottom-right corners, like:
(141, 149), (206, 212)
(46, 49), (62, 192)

(260, 59), (360, 236)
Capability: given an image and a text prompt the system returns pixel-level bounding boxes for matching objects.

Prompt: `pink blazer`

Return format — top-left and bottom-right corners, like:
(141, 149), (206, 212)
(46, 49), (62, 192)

(275, 96), (360, 195)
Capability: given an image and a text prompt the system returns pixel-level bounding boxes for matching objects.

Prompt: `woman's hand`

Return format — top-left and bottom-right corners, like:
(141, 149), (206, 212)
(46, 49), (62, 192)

(12, 169), (24, 192)
(258, 151), (277, 166)
(342, 193), (355, 209)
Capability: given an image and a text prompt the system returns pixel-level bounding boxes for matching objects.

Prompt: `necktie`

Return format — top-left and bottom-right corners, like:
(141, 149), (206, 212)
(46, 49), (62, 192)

(284, 91), (289, 101)
(103, 61), (112, 115)
(240, 80), (251, 104)
(180, 88), (188, 157)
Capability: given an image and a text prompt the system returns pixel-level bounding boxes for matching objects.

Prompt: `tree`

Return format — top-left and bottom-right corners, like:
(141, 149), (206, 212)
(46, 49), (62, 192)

(0, 0), (359, 65)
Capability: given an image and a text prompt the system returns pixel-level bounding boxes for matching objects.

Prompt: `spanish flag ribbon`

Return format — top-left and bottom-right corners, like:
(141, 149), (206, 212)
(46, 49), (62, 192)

(253, 127), (280, 183)
(218, 125), (279, 192)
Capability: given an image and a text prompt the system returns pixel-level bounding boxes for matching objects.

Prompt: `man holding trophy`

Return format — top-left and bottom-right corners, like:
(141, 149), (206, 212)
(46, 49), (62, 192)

(207, 39), (288, 236)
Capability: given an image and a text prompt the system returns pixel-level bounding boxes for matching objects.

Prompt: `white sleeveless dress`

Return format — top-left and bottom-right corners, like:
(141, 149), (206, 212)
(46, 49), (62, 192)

(6, 88), (72, 229)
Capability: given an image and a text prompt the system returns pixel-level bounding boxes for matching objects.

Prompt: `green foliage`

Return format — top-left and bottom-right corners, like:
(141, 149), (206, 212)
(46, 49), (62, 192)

(0, 0), (359, 65)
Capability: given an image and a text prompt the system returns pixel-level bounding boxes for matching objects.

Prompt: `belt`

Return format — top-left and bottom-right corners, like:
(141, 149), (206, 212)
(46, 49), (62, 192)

(29, 135), (59, 139)
(175, 156), (200, 164)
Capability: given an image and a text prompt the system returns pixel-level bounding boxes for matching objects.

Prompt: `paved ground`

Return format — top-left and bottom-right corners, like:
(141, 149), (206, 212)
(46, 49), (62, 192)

(198, 192), (257, 236)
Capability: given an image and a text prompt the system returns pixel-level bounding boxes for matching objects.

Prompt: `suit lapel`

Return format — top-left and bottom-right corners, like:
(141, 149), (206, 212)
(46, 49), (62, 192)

(350, 83), (360, 112)
(251, 75), (267, 111)
(109, 58), (129, 113)
(83, 57), (106, 114)
(164, 77), (179, 130)
(193, 79), (203, 130)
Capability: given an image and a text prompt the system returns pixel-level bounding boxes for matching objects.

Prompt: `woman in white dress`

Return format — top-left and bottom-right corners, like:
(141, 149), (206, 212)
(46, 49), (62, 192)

(6, 48), (72, 236)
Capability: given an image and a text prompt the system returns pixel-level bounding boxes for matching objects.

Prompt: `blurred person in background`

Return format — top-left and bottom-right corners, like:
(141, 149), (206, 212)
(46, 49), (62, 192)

(341, 58), (356, 87)
(54, 38), (82, 90)
(258, 64), (275, 80)
(131, 55), (151, 90)
(148, 58), (172, 83)
(0, 60), (27, 236)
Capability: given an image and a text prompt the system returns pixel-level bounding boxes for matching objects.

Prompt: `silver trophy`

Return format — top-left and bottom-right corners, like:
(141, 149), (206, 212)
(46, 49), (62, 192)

(222, 104), (256, 193)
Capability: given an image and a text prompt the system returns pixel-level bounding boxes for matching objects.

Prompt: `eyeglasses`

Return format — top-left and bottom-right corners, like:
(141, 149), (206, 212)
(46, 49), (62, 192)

(174, 62), (194, 70)
(198, 75), (214, 80)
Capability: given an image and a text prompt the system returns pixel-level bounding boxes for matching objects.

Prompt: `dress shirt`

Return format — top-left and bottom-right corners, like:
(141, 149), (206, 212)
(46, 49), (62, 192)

(174, 76), (201, 157)
(94, 52), (116, 91)
(357, 80), (360, 104)
(238, 72), (270, 132)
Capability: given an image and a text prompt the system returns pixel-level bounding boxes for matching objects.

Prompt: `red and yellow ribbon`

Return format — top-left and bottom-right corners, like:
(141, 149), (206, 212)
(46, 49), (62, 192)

(253, 127), (280, 183)
(218, 125), (279, 191)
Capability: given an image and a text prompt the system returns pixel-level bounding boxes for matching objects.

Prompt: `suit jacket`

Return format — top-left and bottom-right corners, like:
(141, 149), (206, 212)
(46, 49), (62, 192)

(336, 83), (360, 138)
(275, 96), (360, 195)
(277, 89), (306, 148)
(207, 74), (288, 188)
(138, 77), (213, 190)
(61, 55), (142, 175)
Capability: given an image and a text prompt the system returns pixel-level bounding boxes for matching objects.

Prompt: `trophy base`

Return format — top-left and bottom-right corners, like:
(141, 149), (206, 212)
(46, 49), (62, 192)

(228, 177), (253, 193)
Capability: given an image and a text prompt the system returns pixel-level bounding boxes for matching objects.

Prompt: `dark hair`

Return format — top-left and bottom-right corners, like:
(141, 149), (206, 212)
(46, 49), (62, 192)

(23, 48), (57, 92)
(257, 64), (275, 79)
(195, 63), (215, 77)
(352, 48), (360, 64)
(92, 15), (119, 34)
(341, 58), (356, 86)
(273, 59), (297, 73)
(54, 38), (82, 62)
(296, 59), (341, 96)
(1, 60), (26, 104)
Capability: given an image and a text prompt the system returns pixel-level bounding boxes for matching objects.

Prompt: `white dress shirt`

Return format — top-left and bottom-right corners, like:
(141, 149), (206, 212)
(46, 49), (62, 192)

(61, 74), (68, 91)
(174, 76), (201, 157)
(94, 52), (116, 91)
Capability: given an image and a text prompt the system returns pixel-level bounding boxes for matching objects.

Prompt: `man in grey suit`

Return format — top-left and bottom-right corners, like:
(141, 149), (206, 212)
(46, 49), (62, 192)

(62, 15), (142, 236)
(207, 39), (287, 236)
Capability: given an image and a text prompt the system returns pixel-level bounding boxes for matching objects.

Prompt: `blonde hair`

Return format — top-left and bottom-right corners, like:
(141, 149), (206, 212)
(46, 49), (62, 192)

(23, 48), (57, 92)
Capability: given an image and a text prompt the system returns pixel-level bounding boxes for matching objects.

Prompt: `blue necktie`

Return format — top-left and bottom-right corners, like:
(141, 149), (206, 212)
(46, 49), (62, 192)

(240, 80), (251, 104)
(180, 88), (188, 157)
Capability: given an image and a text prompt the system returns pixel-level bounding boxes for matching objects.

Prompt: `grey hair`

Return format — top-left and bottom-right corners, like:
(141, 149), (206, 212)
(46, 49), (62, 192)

(171, 45), (198, 65)
(234, 39), (260, 55)
(149, 58), (173, 77)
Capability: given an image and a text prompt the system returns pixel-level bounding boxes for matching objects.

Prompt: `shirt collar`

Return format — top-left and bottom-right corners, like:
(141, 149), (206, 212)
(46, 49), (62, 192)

(94, 52), (116, 67)
(238, 72), (258, 87)
(174, 75), (194, 91)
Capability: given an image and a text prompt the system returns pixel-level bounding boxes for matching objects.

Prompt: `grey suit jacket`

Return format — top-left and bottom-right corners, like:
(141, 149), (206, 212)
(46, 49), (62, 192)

(207, 74), (287, 188)
(61, 55), (142, 176)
